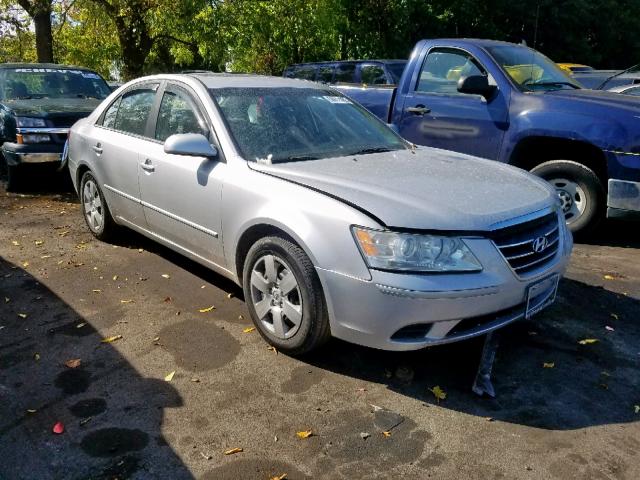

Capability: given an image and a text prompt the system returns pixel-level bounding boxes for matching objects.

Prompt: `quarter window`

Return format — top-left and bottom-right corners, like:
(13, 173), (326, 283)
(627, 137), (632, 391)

(334, 64), (356, 83)
(101, 97), (121, 129)
(155, 89), (206, 142)
(113, 89), (156, 136)
(417, 48), (485, 94)
(316, 66), (335, 83)
(360, 65), (387, 85)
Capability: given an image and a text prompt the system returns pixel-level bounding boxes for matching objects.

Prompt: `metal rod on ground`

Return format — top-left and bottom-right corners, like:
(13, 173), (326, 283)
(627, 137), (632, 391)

(472, 331), (501, 397)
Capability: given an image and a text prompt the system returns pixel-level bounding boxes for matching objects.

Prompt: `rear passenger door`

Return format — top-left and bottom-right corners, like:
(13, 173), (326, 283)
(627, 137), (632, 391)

(137, 82), (226, 267)
(92, 83), (159, 227)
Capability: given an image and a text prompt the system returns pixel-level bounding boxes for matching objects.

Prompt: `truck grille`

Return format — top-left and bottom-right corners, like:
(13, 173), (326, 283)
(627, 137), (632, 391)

(491, 212), (560, 277)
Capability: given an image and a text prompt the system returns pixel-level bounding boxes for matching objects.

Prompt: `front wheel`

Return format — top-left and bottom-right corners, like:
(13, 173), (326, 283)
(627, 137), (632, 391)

(531, 160), (604, 236)
(79, 171), (116, 241)
(242, 236), (330, 355)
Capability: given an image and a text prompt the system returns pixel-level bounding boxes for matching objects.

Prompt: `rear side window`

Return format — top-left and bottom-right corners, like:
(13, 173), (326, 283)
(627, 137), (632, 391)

(114, 89), (156, 136)
(292, 66), (317, 80)
(360, 65), (387, 85)
(316, 65), (335, 83)
(155, 89), (206, 142)
(334, 64), (356, 83)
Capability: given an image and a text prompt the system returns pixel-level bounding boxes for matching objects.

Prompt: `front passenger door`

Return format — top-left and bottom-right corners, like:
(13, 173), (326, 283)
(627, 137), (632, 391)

(138, 83), (226, 267)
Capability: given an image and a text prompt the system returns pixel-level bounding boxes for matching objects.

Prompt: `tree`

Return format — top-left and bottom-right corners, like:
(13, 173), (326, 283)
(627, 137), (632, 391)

(15, 0), (54, 62)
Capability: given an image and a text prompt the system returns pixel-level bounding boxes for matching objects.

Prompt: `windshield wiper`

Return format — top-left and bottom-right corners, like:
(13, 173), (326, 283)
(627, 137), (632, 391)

(349, 146), (395, 155)
(596, 63), (640, 90)
(275, 155), (319, 163)
(523, 81), (580, 90)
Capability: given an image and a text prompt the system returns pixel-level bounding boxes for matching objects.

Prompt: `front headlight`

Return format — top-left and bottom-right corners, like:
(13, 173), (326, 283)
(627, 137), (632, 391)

(352, 226), (483, 272)
(16, 117), (46, 128)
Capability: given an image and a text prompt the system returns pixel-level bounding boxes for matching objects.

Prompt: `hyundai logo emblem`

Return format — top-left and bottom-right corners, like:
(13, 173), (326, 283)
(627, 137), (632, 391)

(532, 236), (549, 253)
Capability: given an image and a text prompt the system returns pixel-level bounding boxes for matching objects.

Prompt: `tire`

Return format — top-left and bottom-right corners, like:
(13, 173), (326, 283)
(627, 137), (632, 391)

(531, 160), (605, 236)
(79, 171), (116, 241)
(7, 164), (24, 192)
(242, 235), (331, 355)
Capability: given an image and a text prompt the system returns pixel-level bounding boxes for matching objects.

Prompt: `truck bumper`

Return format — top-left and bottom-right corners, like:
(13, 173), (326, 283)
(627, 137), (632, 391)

(2, 142), (63, 166)
(607, 179), (640, 220)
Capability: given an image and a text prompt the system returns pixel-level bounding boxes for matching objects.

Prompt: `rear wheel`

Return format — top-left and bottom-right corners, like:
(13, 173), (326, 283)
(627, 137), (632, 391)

(242, 236), (330, 355)
(80, 171), (116, 241)
(531, 159), (604, 236)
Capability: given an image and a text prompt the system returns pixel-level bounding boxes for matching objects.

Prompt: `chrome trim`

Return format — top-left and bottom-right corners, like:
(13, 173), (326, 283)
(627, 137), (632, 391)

(14, 152), (61, 163)
(104, 183), (219, 238)
(376, 283), (499, 299)
(487, 205), (557, 231)
(17, 127), (70, 135)
(494, 224), (559, 249)
(607, 179), (640, 212)
(604, 149), (640, 157)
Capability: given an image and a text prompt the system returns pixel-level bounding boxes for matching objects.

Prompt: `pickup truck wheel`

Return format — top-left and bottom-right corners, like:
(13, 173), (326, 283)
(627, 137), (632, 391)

(243, 236), (331, 355)
(531, 160), (604, 235)
(6, 165), (24, 192)
(80, 171), (116, 241)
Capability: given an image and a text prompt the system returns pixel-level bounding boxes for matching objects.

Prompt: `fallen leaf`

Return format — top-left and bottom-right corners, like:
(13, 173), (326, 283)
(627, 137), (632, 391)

(269, 475), (287, 480)
(112, 275), (119, 281)
(163, 296), (172, 303)
(52, 422), (64, 434)
(41, 255), (51, 259)
(11, 240), (20, 246)
(356, 387), (367, 392)
(267, 346), (278, 354)
(76, 322), (87, 329)
(18, 313), (28, 319)
(382, 431), (392, 437)
(80, 417), (92, 426)
(543, 362), (555, 368)
(26, 409), (37, 414)
(161, 274), (170, 279)
(65, 359), (81, 369)
(578, 338), (599, 345)
(603, 274), (615, 280)
(610, 313), (619, 320)
(35, 240), (44, 246)
(605, 326), (615, 332)
(635, 405), (640, 414)
(199, 306), (215, 313)
(191, 377), (200, 383)
(4, 297), (9, 303)
(101, 335), (122, 343)
(296, 430), (313, 439)
(359, 432), (371, 439)
(164, 371), (176, 382)
(238, 315), (244, 320)
(243, 327), (256, 333)
(58, 230), (69, 237)
(226, 293), (234, 299)
(120, 299), (134, 304)
(200, 452), (212, 460)
(152, 336), (160, 342)
(223, 447), (243, 455)
(92, 289), (102, 293)
(34, 353), (40, 361)
(429, 385), (447, 403)
(22, 261), (29, 268)
(138, 248), (144, 253)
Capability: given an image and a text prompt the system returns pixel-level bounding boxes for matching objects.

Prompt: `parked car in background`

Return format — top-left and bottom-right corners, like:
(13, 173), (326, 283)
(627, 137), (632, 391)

(557, 63), (593, 74)
(0, 63), (111, 191)
(284, 60), (407, 85)
(67, 73), (571, 354)
(608, 83), (640, 96)
(336, 39), (640, 235)
(107, 80), (123, 91)
(571, 64), (640, 90)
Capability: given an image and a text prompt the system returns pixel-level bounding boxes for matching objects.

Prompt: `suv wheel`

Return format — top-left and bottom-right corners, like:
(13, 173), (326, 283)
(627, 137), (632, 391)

(242, 236), (331, 355)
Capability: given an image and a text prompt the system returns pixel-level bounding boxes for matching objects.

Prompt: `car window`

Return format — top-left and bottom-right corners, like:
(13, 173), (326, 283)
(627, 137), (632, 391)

(334, 64), (356, 83)
(0, 67), (111, 101)
(624, 86), (640, 96)
(361, 65), (387, 85)
(113, 89), (156, 137)
(102, 97), (121, 129)
(387, 62), (407, 83)
(316, 65), (335, 83)
(155, 89), (206, 142)
(292, 66), (317, 80)
(417, 48), (485, 94)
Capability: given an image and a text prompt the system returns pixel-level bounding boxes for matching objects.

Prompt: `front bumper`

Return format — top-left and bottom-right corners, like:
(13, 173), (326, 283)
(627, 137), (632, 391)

(2, 142), (64, 166)
(607, 179), (640, 220)
(317, 231), (571, 351)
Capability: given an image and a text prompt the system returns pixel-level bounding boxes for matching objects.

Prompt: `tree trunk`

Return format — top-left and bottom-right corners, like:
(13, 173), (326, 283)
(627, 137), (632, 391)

(33, 9), (54, 63)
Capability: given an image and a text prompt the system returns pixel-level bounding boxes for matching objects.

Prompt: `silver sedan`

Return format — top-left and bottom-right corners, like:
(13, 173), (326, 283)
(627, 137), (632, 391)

(67, 73), (573, 354)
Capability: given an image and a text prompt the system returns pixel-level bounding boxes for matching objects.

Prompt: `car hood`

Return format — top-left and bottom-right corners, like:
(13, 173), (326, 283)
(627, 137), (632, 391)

(3, 98), (102, 117)
(249, 147), (556, 231)
(544, 88), (640, 112)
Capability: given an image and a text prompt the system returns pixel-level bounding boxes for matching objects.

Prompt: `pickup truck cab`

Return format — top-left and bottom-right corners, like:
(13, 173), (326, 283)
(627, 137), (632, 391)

(336, 39), (640, 235)
(0, 63), (111, 191)
(284, 60), (406, 85)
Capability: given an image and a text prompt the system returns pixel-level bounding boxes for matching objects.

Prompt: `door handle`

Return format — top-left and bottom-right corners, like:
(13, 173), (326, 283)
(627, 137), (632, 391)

(92, 143), (103, 155)
(406, 105), (431, 115)
(140, 159), (155, 173)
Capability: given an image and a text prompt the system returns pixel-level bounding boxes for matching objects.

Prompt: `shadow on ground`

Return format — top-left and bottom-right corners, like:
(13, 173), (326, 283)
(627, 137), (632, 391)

(0, 257), (194, 479)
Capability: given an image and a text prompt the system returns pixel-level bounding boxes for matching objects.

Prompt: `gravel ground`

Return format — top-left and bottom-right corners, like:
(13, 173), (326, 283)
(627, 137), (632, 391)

(0, 175), (639, 480)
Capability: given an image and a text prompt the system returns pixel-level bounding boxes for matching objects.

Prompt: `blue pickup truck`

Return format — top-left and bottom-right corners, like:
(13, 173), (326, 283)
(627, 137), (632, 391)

(336, 39), (640, 235)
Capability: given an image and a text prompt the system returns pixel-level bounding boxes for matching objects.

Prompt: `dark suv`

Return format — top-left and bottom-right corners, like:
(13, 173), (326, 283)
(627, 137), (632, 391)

(0, 64), (111, 191)
(283, 60), (406, 85)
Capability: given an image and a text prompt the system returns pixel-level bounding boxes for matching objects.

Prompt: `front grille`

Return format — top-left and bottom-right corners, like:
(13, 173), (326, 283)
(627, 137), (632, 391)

(491, 212), (560, 277)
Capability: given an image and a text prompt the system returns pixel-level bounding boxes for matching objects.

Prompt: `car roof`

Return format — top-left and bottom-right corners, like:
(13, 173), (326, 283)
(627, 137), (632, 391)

(181, 72), (327, 89)
(0, 62), (97, 71)
(285, 59), (407, 68)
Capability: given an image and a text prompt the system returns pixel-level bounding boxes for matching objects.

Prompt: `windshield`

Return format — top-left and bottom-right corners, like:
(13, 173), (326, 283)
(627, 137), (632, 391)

(387, 62), (407, 83)
(211, 87), (407, 163)
(0, 67), (111, 101)
(487, 46), (581, 91)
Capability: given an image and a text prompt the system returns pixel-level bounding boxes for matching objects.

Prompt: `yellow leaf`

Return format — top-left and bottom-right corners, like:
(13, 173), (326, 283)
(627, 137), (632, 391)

(65, 358), (81, 369)
(41, 255), (51, 259)
(243, 327), (256, 333)
(11, 240), (20, 246)
(267, 346), (278, 354)
(161, 274), (170, 279)
(164, 371), (176, 382)
(270, 475), (287, 480)
(18, 313), (28, 319)
(199, 306), (215, 313)
(33, 353), (40, 361)
(120, 299), (134, 304)
(226, 293), (234, 299)
(578, 338), (599, 345)
(22, 261), (29, 268)
(223, 447), (243, 455)
(603, 274), (615, 280)
(382, 431), (392, 437)
(58, 230), (69, 237)
(429, 385), (447, 402)
(543, 362), (555, 368)
(35, 240), (44, 246)
(92, 289), (102, 293)
(296, 430), (313, 439)
(112, 275), (118, 281)
(101, 335), (122, 343)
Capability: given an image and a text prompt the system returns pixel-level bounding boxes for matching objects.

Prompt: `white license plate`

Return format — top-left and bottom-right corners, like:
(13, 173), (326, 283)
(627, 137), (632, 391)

(525, 274), (559, 319)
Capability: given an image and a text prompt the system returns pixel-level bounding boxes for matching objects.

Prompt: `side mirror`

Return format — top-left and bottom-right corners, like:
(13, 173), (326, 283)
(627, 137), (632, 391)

(164, 133), (218, 158)
(457, 75), (496, 98)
